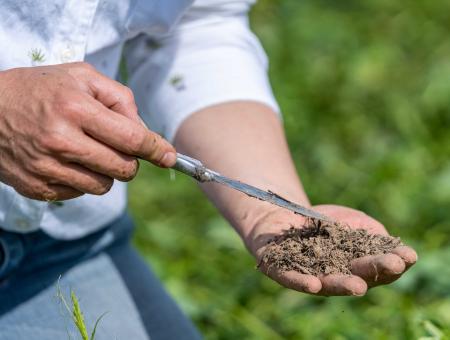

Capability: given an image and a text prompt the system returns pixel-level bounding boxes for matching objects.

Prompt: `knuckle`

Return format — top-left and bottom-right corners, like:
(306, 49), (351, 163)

(126, 129), (147, 154)
(117, 86), (137, 113)
(28, 182), (55, 201)
(53, 94), (82, 117)
(123, 86), (135, 101)
(148, 134), (165, 158)
(41, 188), (59, 202)
(123, 88), (138, 112)
(29, 159), (53, 176)
(75, 61), (94, 72)
(39, 130), (74, 156)
(65, 62), (96, 80)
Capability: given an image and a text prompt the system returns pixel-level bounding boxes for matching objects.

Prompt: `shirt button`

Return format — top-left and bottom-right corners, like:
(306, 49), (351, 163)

(14, 218), (31, 231)
(60, 48), (74, 63)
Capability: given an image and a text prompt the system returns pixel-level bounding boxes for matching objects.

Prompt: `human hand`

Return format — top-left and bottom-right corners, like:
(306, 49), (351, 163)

(0, 62), (176, 201)
(246, 204), (417, 296)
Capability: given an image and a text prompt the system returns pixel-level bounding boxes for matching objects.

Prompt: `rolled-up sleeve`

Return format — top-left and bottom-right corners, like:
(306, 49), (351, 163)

(127, 0), (280, 142)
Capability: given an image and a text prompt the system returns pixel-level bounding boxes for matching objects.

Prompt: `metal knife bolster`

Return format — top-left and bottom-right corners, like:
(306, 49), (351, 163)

(172, 154), (216, 182)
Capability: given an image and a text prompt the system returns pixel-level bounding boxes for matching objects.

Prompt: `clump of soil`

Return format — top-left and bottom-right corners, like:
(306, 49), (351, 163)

(259, 219), (402, 276)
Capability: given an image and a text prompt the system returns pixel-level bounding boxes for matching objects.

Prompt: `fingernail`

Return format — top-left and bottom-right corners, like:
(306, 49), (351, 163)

(304, 285), (321, 294)
(351, 291), (366, 297)
(160, 152), (177, 167)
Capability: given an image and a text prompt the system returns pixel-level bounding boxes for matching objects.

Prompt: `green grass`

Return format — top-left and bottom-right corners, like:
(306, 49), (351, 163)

(57, 282), (107, 340)
(129, 0), (450, 338)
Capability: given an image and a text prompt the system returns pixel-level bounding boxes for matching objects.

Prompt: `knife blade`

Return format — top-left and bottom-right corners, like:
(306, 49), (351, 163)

(172, 153), (332, 222)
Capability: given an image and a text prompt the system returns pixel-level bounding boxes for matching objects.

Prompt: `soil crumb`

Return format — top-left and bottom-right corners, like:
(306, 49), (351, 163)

(259, 220), (402, 276)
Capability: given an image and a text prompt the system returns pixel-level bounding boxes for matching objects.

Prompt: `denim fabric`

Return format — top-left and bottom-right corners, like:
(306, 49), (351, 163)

(0, 213), (202, 340)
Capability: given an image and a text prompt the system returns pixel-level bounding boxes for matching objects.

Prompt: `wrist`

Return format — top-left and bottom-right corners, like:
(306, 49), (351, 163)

(233, 199), (279, 239)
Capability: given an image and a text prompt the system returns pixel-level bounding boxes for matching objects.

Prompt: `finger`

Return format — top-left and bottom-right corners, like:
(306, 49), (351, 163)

(46, 184), (84, 200)
(60, 132), (140, 182)
(66, 62), (140, 122)
(351, 253), (405, 287)
(16, 182), (83, 201)
(80, 96), (176, 167)
(391, 246), (418, 270)
(36, 161), (113, 199)
(45, 162), (114, 196)
(313, 205), (388, 235)
(318, 274), (367, 296)
(261, 265), (322, 294)
(6, 165), (84, 201)
(87, 73), (140, 122)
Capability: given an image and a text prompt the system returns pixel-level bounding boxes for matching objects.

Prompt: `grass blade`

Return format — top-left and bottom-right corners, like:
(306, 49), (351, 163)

(71, 290), (89, 340)
(90, 312), (108, 340)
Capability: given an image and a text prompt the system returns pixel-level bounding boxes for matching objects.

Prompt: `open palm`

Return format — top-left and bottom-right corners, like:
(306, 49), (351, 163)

(247, 204), (417, 296)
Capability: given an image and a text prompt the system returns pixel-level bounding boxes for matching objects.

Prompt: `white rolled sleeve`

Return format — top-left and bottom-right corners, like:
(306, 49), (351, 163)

(127, 1), (280, 142)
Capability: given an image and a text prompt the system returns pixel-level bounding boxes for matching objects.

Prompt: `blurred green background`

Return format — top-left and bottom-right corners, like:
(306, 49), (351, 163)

(129, 1), (450, 339)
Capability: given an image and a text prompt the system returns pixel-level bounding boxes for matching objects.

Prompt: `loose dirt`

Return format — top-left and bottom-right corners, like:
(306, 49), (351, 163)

(259, 219), (402, 275)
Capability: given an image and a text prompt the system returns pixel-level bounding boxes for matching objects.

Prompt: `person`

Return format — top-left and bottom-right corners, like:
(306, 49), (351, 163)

(0, 1), (417, 339)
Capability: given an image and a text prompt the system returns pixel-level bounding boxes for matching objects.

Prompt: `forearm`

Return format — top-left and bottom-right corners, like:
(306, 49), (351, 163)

(174, 101), (417, 296)
(174, 101), (309, 242)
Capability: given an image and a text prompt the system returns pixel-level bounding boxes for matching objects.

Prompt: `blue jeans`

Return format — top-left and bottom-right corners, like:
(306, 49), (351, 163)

(0, 213), (201, 340)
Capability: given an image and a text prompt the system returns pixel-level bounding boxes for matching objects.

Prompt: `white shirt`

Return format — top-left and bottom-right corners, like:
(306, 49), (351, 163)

(0, 0), (279, 239)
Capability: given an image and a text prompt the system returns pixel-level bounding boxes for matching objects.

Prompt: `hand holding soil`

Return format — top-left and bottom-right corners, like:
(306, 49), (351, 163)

(247, 204), (417, 296)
